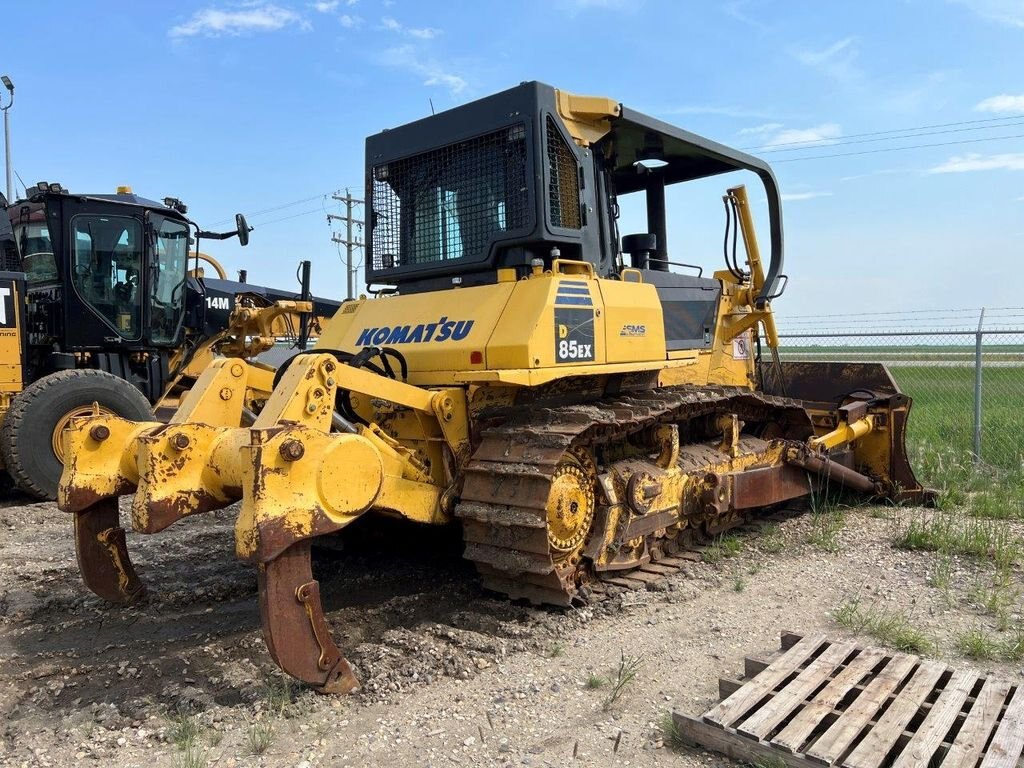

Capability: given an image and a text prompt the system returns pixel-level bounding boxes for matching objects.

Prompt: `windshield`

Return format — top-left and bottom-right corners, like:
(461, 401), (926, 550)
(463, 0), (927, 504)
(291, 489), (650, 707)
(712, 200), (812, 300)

(70, 214), (143, 339)
(149, 214), (190, 345)
(11, 205), (57, 282)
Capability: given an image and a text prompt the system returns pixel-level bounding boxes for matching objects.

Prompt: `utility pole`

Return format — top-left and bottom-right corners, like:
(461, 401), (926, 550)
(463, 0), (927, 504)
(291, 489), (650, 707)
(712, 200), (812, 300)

(1, 76), (14, 202)
(328, 189), (364, 300)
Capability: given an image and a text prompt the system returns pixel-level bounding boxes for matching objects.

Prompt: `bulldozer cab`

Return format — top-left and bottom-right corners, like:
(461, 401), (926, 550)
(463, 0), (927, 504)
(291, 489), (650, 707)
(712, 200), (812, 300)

(365, 80), (786, 319)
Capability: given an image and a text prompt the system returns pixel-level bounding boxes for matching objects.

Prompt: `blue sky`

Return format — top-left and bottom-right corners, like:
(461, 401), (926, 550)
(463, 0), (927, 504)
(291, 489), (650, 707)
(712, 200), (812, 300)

(3, 0), (1023, 316)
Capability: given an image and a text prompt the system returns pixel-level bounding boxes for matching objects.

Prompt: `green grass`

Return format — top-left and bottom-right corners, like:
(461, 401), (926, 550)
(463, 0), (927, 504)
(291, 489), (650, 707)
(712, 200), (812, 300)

(702, 533), (743, 563)
(956, 626), (1024, 662)
(584, 673), (606, 689)
(893, 512), (1020, 568)
(246, 719), (275, 756)
(886, 365), (1022, 479)
(659, 711), (690, 752)
(834, 597), (935, 655)
(602, 651), (643, 711)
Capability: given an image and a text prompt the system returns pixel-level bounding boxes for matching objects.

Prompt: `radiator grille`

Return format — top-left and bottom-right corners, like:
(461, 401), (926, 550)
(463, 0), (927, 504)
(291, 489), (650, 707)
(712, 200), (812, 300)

(546, 116), (581, 229)
(370, 125), (529, 270)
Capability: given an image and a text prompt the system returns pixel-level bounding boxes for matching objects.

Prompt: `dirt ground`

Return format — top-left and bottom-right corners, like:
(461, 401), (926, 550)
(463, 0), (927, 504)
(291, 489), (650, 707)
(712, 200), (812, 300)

(1, 496), (1022, 768)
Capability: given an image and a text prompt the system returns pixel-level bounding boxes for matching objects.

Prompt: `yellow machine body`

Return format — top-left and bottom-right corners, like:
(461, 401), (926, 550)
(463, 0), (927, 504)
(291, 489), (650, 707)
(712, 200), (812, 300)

(57, 82), (930, 695)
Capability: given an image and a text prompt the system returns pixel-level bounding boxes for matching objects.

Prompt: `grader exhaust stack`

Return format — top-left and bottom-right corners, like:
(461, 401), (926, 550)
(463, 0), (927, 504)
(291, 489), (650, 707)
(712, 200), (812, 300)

(58, 82), (930, 693)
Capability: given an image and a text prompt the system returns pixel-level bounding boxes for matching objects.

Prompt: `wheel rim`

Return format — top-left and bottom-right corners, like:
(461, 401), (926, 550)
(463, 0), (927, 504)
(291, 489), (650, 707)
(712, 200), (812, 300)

(546, 453), (596, 563)
(52, 405), (115, 463)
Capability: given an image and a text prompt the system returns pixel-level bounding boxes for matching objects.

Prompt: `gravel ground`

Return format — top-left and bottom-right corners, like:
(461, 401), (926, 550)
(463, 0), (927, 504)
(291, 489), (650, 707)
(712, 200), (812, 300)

(1, 496), (1022, 768)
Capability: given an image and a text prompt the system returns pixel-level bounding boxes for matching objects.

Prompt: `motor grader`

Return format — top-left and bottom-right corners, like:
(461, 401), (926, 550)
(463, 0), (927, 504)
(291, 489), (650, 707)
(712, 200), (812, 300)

(57, 82), (928, 694)
(0, 184), (339, 498)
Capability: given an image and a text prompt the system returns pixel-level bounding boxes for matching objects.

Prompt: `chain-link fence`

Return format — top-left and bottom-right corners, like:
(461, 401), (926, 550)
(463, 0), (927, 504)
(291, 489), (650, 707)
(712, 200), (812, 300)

(776, 307), (1024, 513)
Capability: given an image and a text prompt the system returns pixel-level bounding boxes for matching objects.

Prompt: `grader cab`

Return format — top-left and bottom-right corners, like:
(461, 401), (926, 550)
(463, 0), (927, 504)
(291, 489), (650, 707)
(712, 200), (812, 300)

(58, 82), (929, 693)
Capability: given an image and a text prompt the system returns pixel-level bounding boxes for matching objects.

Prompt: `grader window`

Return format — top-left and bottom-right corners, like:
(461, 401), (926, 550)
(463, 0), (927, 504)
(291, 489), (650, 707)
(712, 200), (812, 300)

(371, 124), (529, 269)
(70, 214), (143, 340)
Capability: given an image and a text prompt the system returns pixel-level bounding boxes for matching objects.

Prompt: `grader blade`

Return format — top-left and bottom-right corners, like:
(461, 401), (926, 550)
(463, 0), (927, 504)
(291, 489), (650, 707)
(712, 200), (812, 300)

(258, 542), (359, 694)
(72, 498), (145, 604)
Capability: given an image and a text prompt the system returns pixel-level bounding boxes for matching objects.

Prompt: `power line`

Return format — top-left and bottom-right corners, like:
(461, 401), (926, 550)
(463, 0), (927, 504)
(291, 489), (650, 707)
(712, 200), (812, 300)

(209, 190), (339, 226)
(757, 120), (1024, 155)
(772, 131), (1024, 163)
(248, 206), (329, 228)
(741, 113), (1024, 151)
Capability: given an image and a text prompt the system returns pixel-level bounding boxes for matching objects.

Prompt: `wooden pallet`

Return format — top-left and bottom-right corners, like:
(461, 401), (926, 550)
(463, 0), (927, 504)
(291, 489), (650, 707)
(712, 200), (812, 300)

(673, 632), (1024, 767)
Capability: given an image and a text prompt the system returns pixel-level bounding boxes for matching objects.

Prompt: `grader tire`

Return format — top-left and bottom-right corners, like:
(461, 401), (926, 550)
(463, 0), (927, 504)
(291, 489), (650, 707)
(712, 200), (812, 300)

(0, 369), (153, 500)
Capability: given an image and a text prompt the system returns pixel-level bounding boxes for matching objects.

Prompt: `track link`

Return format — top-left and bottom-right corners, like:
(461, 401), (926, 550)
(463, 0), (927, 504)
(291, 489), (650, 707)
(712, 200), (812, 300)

(454, 385), (810, 606)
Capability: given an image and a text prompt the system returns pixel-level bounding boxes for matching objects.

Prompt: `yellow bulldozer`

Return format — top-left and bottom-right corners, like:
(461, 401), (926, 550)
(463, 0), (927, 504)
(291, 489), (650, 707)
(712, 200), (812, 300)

(57, 82), (929, 694)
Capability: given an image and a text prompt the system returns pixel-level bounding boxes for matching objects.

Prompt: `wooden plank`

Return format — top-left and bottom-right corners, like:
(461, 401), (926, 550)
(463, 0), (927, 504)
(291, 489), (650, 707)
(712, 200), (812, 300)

(745, 656), (772, 678)
(704, 635), (826, 729)
(781, 631), (803, 650)
(890, 667), (978, 768)
(673, 713), (814, 768)
(841, 660), (947, 768)
(772, 646), (887, 754)
(980, 684), (1024, 768)
(805, 653), (918, 765)
(942, 677), (1013, 768)
(738, 642), (857, 740)
(719, 677), (744, 699)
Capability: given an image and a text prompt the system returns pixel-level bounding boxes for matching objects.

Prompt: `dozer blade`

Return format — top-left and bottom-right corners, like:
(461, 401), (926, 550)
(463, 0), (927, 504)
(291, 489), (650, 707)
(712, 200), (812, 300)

(72, 498), (146, 604)
(761, 361), (935, 505)
(258, 542), (359, 694)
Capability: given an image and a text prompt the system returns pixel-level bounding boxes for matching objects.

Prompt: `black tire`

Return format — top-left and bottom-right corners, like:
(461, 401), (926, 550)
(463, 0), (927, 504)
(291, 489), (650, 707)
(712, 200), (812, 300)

(0, 369), (153, 500)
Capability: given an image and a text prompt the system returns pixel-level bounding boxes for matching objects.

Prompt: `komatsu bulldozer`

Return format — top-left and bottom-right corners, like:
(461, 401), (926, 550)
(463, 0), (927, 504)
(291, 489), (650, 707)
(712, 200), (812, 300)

(57, 82), (929, 694)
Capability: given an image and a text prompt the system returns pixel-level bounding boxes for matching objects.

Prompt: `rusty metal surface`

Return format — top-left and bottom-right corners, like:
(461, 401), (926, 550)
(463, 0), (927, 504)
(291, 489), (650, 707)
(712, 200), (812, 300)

(257, 542), (359, 694)
(454, 385), (813, 607)
(787, 451), (881, 495)
(72, 498), (146, 604)
(759, 361), (901, 404)
(731, 465), (811, 510)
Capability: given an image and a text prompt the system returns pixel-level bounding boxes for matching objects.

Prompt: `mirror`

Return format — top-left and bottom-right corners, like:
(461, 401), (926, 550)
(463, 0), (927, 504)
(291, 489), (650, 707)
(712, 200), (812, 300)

(235, 214), (251, 247)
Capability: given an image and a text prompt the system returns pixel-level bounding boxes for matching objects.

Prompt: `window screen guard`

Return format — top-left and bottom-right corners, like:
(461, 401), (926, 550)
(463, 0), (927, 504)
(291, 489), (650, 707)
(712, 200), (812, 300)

(370, 124), (529, 270)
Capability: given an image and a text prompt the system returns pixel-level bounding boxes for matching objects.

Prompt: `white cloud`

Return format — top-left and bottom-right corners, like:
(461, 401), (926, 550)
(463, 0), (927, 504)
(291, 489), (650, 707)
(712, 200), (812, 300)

(311, 0), (337, 11)
(408, 26), (440, 39)
(794, 37), (862, 82)
(771, 123), (842, 145)
(949, 0), (1024, 28)
(975, 94), (1024, 113)
(338, 13), (362, 27)
(796, 37), (856, 66)
(170, 3), (309, 37)
(741, 122), (842, 149)
(781, 191), (833, 202)
(738, 122), (783, 136)
(380, 16), (441, 38)
(839, 168), (908, 182)
(658, 105), (775, 119)
(928, 152), (1024, 173)
(380, 45), (466, 95)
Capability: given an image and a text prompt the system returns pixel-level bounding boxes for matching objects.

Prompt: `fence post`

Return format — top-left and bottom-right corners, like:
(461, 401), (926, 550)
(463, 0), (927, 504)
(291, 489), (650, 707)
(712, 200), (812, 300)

(972, 307), (985, 464)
